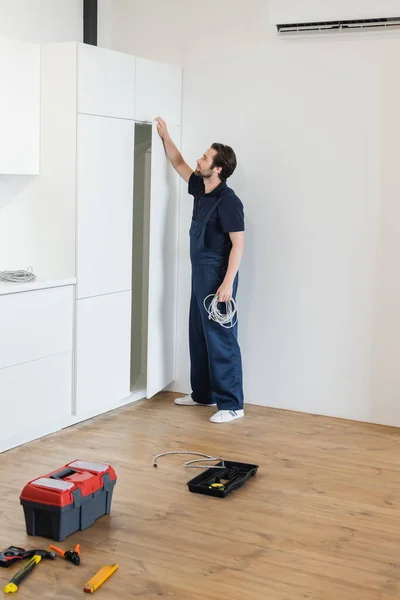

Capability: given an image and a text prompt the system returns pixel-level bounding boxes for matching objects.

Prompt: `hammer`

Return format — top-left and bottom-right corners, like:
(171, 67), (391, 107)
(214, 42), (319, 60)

(3, 549), (56, 594)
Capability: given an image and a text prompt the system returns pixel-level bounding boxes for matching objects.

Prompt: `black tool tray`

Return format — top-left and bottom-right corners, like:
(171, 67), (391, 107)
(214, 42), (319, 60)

(187, 460), (259, 498)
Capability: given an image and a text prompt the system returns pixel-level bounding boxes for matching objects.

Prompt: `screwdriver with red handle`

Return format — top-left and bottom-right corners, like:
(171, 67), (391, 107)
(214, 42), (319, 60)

(49, 544), (80, 566)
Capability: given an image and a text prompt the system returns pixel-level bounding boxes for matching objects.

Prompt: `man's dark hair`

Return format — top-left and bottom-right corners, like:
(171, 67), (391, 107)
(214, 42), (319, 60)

(211, 143), (237, 181)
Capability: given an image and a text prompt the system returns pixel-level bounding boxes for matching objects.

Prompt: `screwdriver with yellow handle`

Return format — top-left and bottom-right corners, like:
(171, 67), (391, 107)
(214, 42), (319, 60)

(4, 549), (56, 594)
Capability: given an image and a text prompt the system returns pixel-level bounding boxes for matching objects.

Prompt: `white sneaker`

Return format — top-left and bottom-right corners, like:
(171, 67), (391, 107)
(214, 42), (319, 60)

(174, 395), (217, 407)
(210, 409), (244, 423)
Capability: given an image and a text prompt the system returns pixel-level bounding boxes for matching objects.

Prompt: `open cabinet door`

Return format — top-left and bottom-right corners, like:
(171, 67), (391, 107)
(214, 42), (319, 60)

(146, 123), (181, 399)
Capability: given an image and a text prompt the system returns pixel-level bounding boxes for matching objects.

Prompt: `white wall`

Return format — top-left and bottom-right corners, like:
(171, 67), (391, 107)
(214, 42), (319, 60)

(0, 1), (82, 279)
(2, 1), (398, 427)
(103, 0), (400, 427)
(369, 45), (400, 426)
(0, 0), (82, 43)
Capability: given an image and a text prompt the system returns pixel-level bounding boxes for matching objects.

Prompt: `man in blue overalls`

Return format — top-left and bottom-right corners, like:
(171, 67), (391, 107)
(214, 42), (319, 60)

(156, 118), (245, 423)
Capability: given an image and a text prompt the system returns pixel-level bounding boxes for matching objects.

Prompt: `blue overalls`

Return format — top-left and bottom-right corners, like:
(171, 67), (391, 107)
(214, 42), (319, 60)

(189, 197), (244, 410)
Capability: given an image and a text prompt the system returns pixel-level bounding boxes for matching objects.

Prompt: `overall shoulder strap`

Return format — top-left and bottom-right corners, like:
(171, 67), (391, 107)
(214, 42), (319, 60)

(202, 197), (223, 226)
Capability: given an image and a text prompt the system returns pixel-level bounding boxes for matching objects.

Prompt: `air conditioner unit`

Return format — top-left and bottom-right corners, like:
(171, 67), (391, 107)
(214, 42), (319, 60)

(269, 0), (400, 34)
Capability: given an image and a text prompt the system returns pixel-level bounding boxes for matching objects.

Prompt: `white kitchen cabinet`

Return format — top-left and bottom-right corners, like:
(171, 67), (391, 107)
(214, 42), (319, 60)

(129, 122), (181, 399)
(74, 291), (132, 416)
(38, 42), (183, 420)
(77, 43), (136, 120)
(135, 57), (182, 126)
(0, 36), (40, 174)
(0, 282), (74, 453)
(1, 353), (73, 443)
(0, 285), (74, 369)
(76, 114), (135, 299)
(1, 41), (184, 452)
(146, 123), (181, 398)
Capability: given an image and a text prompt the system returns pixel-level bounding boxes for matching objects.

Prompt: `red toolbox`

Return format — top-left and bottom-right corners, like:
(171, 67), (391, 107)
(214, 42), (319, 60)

(20, 460), (117, 542)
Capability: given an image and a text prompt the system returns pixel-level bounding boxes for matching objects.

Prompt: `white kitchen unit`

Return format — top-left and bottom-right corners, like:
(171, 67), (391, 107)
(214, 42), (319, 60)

(0, 281), (75, 453)
(0, 36), (40, 175)
(130, 122), (181, 399)
(0, 285), (74, 369)
(135, 57), (182, 126)
(1, 355), (72, 448)
(40, 42), (182, 420)
(75, 291), (132, 414)
(146, 123), (181, 398)
(77, 44), (136, 119)
(76, 114), (135, 299)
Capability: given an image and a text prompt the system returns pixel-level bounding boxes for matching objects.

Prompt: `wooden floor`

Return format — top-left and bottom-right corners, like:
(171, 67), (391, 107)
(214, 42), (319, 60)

(1, 393), (400, 599)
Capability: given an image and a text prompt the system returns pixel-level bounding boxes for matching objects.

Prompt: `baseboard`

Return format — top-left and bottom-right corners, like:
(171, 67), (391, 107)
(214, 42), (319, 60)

(165, 381), (190, 394)
(0, 417), (68, 454)
(0, 390), (147, 454)
(65, 389), (147, 427)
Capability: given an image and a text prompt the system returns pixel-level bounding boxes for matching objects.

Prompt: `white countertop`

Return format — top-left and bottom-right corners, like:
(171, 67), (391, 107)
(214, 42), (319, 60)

(0, 277), (76, 296)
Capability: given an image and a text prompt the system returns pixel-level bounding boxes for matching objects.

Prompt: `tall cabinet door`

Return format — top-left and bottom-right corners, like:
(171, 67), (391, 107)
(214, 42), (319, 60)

(74, 291), (131, 416)
(146, 123), (181, 399)
(76, 114), (135, 299)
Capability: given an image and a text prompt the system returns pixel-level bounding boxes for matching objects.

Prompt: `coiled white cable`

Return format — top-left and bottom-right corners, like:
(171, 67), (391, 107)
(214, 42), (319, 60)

(203, 294), (238, 328)
(152, 451), (225, 469)
(0, 267), (36, 283)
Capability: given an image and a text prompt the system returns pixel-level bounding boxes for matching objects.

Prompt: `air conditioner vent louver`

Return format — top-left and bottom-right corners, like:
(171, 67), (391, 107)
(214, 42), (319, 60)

(277, 16), (400, 34)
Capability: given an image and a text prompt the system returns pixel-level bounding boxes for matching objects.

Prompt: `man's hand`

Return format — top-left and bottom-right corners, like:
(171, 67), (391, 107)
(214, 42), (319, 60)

(216, 232), (244, 304)
(155, 117), (169, 141)
(155, 116), (193, 183)
(216, 280), (233, 303)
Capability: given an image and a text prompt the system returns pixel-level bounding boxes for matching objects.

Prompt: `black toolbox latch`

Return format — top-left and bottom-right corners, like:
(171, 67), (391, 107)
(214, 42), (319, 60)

(72, 488), (82, 508)
(101, 473), (111, 489)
